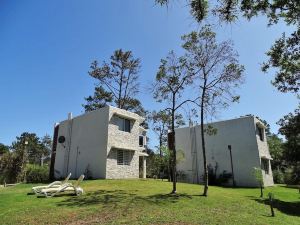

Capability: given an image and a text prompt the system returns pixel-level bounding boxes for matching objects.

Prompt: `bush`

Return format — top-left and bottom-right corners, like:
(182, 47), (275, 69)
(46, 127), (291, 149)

(146, 154), (167, 179)
(208, 164), (217, 185)
(177, 170), (186, 182)
(283, 166), (300, 185)
(0, 174), (7, 184)
(0, 152), (24, 184)
(217, 170), (232, 185)
(283, 168), (296, 185)
(273, 169), (284, 184)
(26, 164), (49, 183)
(84, 164), (93, 179)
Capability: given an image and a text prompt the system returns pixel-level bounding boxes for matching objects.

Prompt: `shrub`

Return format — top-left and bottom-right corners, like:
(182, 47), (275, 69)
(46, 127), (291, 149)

(273, 169), (284, 184)
(146, 154), (166, 178)
(216, 170), (232, 185)
(208, 164), (217, 185)
(26, 164), (49, 183)
(84, 164), (93, 179)
(177, 170), (186, 182)
(207, 162), (219, 185)
(0, 152), (24, 184)
(283, 167), (298, 185)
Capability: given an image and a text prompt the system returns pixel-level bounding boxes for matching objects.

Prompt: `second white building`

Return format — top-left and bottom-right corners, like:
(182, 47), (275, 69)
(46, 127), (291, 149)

(175, 116), (274, 187)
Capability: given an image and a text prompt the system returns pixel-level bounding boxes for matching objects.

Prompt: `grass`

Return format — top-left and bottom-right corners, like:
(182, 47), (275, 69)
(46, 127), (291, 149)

(0, 179), (299, 225)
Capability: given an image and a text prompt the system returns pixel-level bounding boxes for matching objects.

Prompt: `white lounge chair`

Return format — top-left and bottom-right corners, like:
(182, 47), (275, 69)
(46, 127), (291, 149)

(37, 175), (85, 197)
(32, 173), (72, 194)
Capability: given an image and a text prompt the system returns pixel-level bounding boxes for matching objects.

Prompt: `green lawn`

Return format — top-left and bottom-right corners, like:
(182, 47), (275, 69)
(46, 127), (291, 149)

(0, 180), (299, 225)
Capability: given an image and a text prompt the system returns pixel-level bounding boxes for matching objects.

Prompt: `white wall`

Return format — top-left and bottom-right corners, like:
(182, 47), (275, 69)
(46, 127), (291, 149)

(53, 105), (146, 180)
(54, 106), (109, 179)
(175, 116), (274, 187)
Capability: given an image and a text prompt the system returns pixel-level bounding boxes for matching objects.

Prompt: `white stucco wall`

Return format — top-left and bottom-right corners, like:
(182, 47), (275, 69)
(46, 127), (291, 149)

(54, 107), (109, 179)
(175, 116), (274, 187)
(53, 105), (146, 180)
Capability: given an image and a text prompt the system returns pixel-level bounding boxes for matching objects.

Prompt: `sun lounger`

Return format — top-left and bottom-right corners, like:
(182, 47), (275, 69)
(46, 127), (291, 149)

(32, 173), (72, 194)
(37, 175), (85, 197)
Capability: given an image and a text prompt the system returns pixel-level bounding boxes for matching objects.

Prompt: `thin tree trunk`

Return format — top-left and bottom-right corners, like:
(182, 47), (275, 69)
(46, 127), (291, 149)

(159, 132), (163, 180)
(171, 95), (177, 194)
(118, 69), (124, 108)
(201, 80), (208, 196)
(269, 194), (275, 217)
(159, 133), (163, 157)
(168, 160), (172, 182)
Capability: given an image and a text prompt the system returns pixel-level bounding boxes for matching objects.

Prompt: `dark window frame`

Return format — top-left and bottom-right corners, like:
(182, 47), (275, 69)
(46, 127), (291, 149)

(117, 150), (131, 166)
(117, 117), (131, 133)
(124, 119), (131, 132)
(257, 125), (264, 141)
(261, 158), (269, 174)
(139, 136), (144, 147)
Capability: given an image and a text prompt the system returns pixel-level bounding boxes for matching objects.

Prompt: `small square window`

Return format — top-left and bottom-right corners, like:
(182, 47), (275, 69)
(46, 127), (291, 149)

(117, 150), (131, 165)
(117, 117), (131, 133)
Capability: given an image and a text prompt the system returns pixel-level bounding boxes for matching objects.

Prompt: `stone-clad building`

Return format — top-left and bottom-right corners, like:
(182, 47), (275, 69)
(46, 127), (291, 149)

(175, 116), (274, 187)
(49, 105), (147, 180)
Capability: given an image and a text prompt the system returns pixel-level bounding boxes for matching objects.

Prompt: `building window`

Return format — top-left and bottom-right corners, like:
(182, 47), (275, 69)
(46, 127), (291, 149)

(256, 125), (264, 141)
(117, 150), (131, 165)
(261, 158), (269, 174)
(139, 136), (144, 147)
(117, 117), (131, 133)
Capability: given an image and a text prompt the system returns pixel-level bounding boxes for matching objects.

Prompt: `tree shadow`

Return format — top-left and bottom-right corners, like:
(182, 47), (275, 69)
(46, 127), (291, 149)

(282, 185), (300, 191)
(56, 190), (131, 207)
(56, 189), (194, 208)
(251, 197), (300, 217)
(141, 193), (193, 204)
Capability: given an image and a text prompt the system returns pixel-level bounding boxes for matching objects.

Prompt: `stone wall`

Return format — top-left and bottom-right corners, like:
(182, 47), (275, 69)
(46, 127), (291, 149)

(254, 117), (274, 186)
(106, 148), (139, 179)
(106, 106), (144, 179)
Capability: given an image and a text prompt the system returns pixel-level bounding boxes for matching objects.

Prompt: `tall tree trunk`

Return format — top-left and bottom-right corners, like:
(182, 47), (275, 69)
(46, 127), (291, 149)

(118, 69), (124, 108)
(171, 95), (177, 194)
(159, 133), (163, 157)
(168, 160), (172, 182)
(201, 81), (208, 196)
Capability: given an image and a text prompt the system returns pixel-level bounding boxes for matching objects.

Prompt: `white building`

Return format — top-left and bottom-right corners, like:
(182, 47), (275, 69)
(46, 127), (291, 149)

(49, 105), (148, 180)
(175, 116), (274, 187)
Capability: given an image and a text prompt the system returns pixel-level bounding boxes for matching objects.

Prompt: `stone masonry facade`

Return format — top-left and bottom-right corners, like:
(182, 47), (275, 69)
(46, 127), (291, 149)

(254, 117), (274, 186)
(105, 106), (144, 179)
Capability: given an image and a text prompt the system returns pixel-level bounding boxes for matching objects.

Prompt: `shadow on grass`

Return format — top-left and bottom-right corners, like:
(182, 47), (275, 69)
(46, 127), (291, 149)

(282, 185), (300, 191)
(251, 197), (300, 217)
(56, 189), (194, 208)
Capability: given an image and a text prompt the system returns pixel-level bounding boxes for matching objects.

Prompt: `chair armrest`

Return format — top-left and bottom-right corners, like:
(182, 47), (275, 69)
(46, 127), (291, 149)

(51, 184), (75, 197)
(48, 181), (62, 188)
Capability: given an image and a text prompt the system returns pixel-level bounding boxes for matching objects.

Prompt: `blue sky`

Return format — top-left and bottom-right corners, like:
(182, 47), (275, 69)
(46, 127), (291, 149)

(0, 0), (298, 148)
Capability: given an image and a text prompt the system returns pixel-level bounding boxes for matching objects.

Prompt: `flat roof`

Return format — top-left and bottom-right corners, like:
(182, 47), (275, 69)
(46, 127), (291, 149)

(175, 115), (257, 130)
